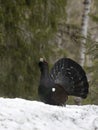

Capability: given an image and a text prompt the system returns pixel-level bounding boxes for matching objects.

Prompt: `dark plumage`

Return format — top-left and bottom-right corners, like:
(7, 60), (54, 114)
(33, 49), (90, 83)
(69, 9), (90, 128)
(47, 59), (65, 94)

(38, 58), (89, 105)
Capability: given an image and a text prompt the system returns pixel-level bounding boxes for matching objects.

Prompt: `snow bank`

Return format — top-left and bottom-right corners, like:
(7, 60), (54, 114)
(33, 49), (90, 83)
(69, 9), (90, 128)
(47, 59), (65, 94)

(0, 98), (98, 130)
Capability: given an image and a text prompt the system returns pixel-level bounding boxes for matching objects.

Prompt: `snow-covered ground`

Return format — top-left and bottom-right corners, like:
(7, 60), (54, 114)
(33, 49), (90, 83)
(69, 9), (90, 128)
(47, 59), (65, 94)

(0, 98), (98, 130)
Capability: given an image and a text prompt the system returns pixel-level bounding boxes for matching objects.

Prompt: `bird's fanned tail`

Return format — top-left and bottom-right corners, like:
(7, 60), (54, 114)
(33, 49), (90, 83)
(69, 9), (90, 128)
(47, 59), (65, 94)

(50, 58), (89, 98)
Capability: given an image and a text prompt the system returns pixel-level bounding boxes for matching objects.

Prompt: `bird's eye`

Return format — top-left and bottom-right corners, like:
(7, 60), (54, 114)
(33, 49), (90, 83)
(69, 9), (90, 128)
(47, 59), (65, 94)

(52, 88), (56, 92)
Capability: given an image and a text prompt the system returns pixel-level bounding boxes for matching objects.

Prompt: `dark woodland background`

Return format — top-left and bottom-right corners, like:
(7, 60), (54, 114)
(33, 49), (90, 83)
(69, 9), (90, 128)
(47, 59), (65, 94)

(0, 0), (98, 104)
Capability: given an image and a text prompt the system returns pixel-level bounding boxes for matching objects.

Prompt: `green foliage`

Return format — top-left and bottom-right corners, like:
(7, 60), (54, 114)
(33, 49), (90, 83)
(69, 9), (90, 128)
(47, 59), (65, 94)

(90, 15), (98, 23)
(84, 35), (98, 105)
(0, 0), (67, 99)
(84, 0), (98, 104)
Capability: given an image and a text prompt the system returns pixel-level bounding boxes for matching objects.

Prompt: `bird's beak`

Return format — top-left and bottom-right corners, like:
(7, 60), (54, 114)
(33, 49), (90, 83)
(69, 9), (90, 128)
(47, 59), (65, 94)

(40, 58), (44, 62)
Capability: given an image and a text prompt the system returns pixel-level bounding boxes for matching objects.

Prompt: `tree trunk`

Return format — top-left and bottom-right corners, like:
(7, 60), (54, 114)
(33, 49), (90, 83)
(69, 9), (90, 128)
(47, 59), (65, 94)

(74, 0), (91, 105)
(80, 0), (91, 66)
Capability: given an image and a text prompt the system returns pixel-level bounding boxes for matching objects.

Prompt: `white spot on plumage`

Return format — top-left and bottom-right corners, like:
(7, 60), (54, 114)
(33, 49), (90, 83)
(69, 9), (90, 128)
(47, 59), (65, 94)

(51, 74), (54, 79)
(70, 66), (74, 69)
(60, 62), (62, 68)
(66, 68), (70, 71)
(52, 88), (56, 92)
(73, 86), (75, 88)
(79, 77), (82, 80)
(68, 72), (71, 75)
(61, 66), (64, 69)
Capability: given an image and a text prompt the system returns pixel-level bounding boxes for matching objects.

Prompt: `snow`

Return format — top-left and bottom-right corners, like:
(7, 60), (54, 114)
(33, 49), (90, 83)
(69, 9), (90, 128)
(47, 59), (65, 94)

(0, 98), (98, 130)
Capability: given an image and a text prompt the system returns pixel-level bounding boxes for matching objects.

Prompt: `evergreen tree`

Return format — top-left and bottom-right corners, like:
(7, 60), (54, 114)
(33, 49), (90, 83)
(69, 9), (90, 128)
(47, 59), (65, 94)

(0, 0), (67, 99)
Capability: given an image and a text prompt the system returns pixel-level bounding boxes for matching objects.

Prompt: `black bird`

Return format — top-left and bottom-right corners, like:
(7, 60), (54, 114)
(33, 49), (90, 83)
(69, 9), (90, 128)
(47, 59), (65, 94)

(38, 58), (89, 105)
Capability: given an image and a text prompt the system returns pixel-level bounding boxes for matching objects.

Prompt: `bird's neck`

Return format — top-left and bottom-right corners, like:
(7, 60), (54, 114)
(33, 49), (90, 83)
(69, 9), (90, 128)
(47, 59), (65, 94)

(40, 68), (49, 79)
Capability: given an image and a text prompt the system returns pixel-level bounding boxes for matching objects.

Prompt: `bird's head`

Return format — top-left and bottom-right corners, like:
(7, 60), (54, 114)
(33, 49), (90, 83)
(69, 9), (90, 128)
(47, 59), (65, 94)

(38, 58), (49, 72)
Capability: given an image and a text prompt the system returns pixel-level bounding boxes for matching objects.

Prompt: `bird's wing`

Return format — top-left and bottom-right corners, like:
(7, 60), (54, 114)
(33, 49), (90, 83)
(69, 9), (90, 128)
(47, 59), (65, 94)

(50, 58), (89, 98)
